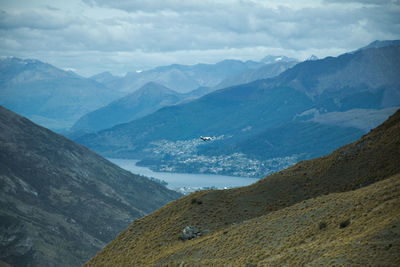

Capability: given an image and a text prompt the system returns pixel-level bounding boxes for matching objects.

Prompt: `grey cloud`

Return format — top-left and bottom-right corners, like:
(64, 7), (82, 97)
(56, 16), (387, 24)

(0, 0), (399, 76)
(0, 9), (79, 30)
(83, 0), (229, 12)
(324, 0), (399, 4)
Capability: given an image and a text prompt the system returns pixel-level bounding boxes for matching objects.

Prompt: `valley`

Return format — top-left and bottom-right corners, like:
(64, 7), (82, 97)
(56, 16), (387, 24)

(135, 137), (300, 178)
(109, 158), (259, 195)
(75, 43), (400, 178)
(1, 37), (399, 267)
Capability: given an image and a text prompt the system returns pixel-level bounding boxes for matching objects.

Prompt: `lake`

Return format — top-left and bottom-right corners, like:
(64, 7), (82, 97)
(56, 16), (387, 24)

(108, 158), (259, 192)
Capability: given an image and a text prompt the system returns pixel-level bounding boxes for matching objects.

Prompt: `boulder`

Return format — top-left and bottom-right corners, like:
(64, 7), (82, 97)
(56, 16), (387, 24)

(180, 226), (201, 240)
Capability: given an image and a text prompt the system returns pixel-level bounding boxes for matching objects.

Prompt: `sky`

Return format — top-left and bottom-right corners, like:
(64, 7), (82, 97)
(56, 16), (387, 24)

(0, 0), (399, 77)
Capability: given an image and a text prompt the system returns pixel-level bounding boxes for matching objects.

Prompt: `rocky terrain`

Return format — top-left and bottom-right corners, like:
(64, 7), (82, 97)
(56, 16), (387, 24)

(0, 106), (181, 267)
(84, 109), (400, 266)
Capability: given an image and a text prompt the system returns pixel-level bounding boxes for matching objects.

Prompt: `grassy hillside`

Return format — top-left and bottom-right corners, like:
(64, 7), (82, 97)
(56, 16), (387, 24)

(84, 110), (400, 266)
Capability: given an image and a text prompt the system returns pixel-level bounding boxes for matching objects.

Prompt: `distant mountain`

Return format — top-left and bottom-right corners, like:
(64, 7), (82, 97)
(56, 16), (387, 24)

(214, 60), (298, 89)
(76, 43), (400, 177)
(85, 108), (400, 267)
(357, 39), (400, 51)
(0, 57), (122, 130)
(90, 71), (120, 84)
(275, 45), (400, 102)
(260, 55), (297, 64)
(0, 106), (180, 267)
(306, 54), (319, 61)
(74, 58), (297, 133)
(72, 82), (186, 132)
(102, 59), (265, 93)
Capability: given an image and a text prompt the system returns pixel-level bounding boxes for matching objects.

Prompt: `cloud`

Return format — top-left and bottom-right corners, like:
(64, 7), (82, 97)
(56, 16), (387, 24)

(324, 0), (399, 5)
(0, 9), (81, 30)
(82, 0), (231, 12)
(0, 0), (399, 76)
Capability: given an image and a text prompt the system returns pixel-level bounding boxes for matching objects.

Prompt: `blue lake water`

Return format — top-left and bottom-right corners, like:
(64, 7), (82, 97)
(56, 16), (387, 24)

(108, 158), (259, 190)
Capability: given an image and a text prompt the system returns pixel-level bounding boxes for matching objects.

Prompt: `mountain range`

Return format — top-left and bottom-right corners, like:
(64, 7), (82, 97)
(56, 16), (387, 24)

(0, 55), (298, 134)
(72, 57), (298, 133)
(94, 56), (298, 95)
(84, 104), (400, 266)
(0, 106), (180, 267)
(76, 42), (400, 177)
(100, 59), (266, 93)
(0, 57), (122, 130)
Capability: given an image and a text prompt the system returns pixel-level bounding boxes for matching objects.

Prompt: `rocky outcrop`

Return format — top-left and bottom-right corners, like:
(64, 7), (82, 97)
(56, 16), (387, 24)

(180, 226), (201, 240)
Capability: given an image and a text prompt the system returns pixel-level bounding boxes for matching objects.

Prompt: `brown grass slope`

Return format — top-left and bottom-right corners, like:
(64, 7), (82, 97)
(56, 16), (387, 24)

(154, 174), (400, 266)
(85, 109), (400, 266)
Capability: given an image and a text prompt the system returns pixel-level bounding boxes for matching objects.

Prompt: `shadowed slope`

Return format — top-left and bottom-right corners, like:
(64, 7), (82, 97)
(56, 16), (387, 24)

(0, 106), (181, 267)
(85, 110), (400, 266)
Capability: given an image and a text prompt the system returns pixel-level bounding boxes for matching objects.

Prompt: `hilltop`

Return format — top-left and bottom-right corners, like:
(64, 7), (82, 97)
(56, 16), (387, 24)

(85, 109), (400, 266)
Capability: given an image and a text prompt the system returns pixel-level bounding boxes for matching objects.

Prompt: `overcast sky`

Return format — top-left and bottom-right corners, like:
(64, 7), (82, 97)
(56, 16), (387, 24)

(1, 0), (399, 76)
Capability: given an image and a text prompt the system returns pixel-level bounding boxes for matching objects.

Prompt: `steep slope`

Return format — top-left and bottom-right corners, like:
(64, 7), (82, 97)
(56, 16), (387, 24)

(356, 39), (400, 51)
(105, 59), (264, 93)
(274, 45), (400, 107)
(0, 106), (181, 267)
(85, 108), (400, 267)
(72, 82), (185, 132)
(76, 44), (399, 177)
(0, 57), (121, 130)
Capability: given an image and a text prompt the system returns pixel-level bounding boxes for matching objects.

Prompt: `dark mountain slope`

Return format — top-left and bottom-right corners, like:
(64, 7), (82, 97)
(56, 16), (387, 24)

(77, 81), (314, 157)
(72, 82), (185, 132)
(0, 58), (121, 130)
(201, 120), (364, 160)
(0, 106), (180, 267)
(85, 109), (400, 266)
(275, 45), (400, 106)
(357, 39), (400, 51)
